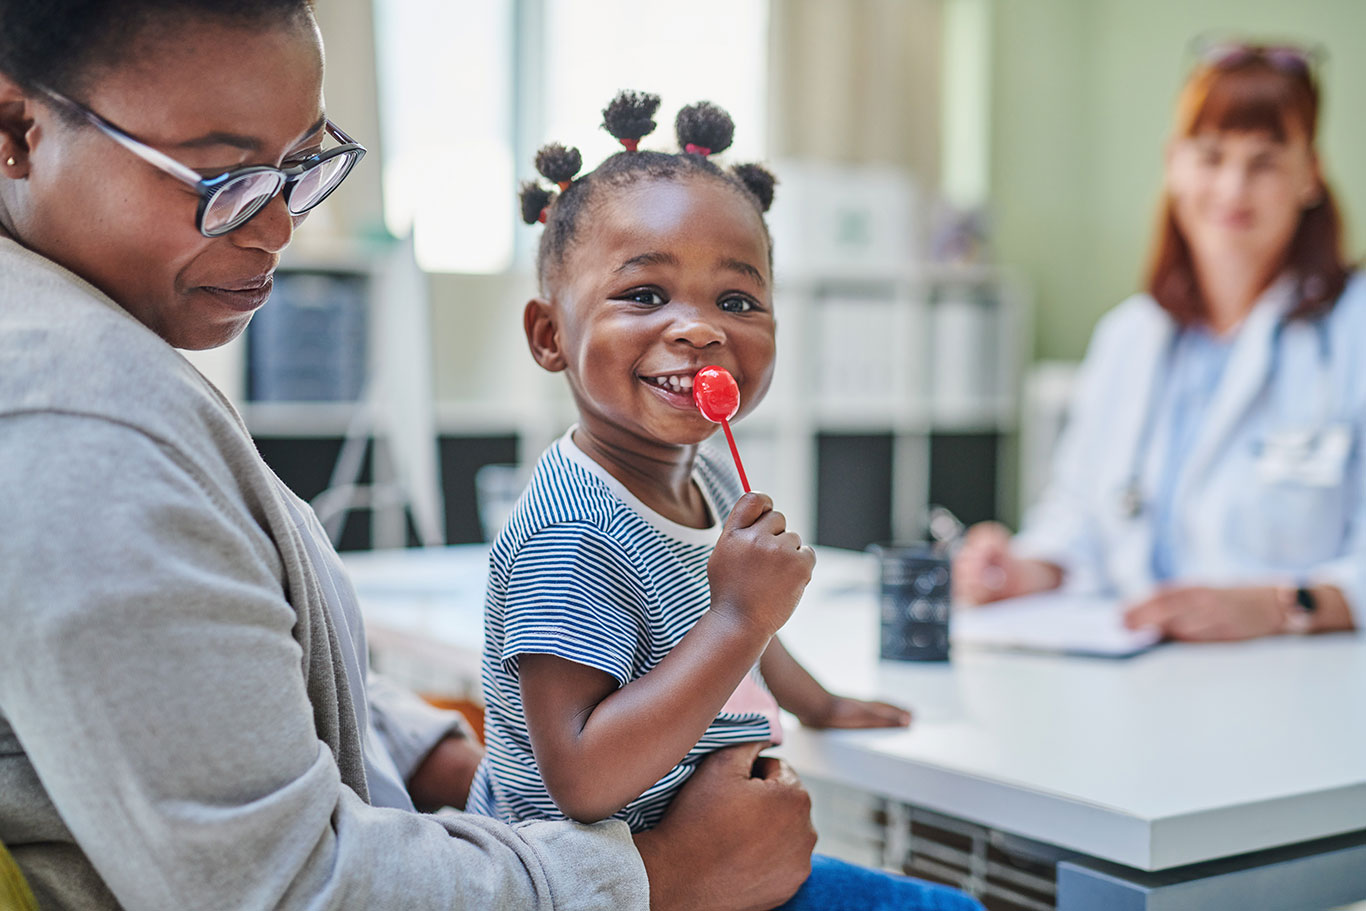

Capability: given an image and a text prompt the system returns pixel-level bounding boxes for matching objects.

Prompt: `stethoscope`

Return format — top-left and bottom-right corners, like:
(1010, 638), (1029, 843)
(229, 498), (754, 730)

(1117, 314), (1333, 520)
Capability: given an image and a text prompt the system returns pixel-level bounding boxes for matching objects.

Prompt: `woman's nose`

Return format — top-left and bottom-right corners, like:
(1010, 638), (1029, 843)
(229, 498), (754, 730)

(1214, 161), (1253, 201)
(229, 191), (296, 254)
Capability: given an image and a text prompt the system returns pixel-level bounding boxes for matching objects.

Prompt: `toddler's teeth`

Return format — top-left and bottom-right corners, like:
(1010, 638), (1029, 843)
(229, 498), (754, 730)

(646, 373), (701, 392)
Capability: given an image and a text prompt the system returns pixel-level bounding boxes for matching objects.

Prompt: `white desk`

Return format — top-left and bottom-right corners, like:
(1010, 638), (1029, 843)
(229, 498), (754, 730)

(344, 545), (1366, 910)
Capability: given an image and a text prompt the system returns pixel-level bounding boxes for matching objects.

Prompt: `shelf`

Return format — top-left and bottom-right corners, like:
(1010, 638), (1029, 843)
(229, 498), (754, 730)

(242, 399), (560, 439)
(227, 254), (1029, 546)
(240, 402), (363, 437)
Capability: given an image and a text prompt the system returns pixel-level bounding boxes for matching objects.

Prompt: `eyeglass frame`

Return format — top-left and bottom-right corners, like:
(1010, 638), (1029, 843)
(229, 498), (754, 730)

(33, 83), (366, 237)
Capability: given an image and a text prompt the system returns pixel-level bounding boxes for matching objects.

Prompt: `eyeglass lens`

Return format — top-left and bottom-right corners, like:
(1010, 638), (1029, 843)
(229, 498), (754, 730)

(201, 149), (361, 236)
(290, 154), (356, 212)
(203, 171), (285, 234)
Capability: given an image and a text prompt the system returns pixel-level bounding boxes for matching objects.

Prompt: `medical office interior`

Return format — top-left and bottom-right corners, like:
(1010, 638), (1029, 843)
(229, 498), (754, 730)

(182, 0), (1366, 909)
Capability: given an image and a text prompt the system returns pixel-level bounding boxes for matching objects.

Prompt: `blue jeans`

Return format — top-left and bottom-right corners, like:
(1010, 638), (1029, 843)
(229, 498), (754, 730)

(776, 854), (983, 911)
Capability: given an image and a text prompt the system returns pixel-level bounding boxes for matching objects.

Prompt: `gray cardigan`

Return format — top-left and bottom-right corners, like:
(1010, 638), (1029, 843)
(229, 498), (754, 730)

(0, 239), (648, 909)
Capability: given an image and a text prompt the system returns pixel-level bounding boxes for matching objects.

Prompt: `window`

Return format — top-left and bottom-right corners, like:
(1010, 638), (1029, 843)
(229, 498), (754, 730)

(540, 0), (770, 174)
(375, 0), (769, 274)
(374, 0), (516, 273)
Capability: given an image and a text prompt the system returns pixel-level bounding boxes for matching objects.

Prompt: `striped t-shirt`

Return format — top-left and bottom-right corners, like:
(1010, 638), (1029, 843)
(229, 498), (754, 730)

(466, 429), (781, 833)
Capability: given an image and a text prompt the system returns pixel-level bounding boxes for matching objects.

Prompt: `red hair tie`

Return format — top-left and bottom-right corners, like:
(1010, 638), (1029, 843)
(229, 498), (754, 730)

(538, 208), (548, 224)
(619, 138), (640, 152)
(684, 143), (711, 156)
(557, 180), (571, 191)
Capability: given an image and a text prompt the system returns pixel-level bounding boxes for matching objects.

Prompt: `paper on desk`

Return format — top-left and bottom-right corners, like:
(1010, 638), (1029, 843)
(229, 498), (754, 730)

(950, 594), (1161, 658)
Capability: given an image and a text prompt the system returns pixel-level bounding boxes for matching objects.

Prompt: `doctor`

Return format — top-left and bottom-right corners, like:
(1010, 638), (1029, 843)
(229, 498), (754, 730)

(954, 41), (1362, 641)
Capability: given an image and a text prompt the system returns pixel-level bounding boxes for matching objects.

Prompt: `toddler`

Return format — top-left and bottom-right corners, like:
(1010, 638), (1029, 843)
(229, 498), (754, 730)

(466, 91), (981, 911)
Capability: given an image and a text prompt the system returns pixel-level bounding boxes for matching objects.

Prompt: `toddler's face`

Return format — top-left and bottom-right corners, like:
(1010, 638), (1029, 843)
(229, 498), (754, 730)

(544, 176), (776, 457)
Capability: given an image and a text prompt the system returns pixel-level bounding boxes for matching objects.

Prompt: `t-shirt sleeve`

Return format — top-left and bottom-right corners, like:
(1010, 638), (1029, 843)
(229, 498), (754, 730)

(501, 522), (652, 686)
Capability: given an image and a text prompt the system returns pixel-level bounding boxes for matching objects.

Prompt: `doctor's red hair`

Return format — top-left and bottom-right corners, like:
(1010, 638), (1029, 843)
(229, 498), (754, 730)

(1143, 48), (1350, 324)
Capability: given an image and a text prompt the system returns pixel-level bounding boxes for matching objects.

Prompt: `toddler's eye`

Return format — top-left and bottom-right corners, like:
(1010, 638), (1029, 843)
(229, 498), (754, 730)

(719, 295), (756, 313)
(618, 288), (667, 306)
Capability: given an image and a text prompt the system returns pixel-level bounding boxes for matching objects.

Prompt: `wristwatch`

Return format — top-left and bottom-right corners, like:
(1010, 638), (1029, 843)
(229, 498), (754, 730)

(1277, 585), (1318, 635)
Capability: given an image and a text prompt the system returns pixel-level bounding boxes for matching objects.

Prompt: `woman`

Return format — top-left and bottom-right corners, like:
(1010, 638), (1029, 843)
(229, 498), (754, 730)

(0, 2), (815, 908)
(955, 41), (1362, 641)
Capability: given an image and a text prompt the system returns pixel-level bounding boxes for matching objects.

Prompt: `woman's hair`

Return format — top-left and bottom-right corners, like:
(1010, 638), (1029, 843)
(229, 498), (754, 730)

(1145, 48), (1350, 323)
(0, 0), (314, 97)
(520, 91), (778, 289)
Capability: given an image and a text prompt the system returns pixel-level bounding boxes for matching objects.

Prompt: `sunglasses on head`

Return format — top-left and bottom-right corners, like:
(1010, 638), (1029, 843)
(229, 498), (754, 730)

(35, 83), (366, 238)
(1190, 37), (1324, 78)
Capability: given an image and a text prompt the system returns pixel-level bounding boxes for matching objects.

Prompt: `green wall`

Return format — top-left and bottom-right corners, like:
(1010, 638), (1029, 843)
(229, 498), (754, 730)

(992, 0), (1366, 361)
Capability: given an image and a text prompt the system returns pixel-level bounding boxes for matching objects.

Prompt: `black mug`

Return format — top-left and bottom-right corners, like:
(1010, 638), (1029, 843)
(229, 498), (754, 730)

(870, 542), (952, 662)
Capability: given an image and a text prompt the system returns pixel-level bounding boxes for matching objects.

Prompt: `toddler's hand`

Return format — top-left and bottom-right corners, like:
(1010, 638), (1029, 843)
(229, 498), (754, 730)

(708, 492), (816, 638)
(802, 696), (912, 730)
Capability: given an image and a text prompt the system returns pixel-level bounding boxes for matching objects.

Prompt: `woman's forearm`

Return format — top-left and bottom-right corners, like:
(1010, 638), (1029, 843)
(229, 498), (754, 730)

(1018, 558), (1065, 597)
(407, 733), (484, 812)
(1307, 584), (1356, 633)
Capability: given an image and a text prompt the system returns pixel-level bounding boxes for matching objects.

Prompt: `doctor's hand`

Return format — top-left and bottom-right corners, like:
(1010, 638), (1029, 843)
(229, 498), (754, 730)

(952, 522), (1064, 605)
(1122, 586), (1284, 641)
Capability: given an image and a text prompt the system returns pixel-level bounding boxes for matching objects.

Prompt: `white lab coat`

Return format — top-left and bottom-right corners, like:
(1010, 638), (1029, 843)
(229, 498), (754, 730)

(1014, 271), (1366, 622)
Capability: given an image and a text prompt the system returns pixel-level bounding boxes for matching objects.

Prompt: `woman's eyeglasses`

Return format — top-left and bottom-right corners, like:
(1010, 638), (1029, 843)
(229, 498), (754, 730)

(1191, 37), (1324, 79)
(35, 84), (366, 237)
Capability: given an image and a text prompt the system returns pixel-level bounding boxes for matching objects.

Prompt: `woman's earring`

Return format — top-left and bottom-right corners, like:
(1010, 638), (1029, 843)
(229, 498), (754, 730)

(4, 157), (14, 167)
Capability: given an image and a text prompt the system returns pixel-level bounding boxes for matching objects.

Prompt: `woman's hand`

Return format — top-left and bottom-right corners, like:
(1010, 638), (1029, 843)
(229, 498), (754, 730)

(634, 742), (816, 911)
(1122, 586), (1284, 641)
(800, 695), (911, 730)
(952, 522), (1063, 605)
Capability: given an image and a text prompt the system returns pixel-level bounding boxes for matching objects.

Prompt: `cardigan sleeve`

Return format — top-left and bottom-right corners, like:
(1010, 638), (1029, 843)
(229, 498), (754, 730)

(367, 671), (478, 782)
(0, 412), (648, 910)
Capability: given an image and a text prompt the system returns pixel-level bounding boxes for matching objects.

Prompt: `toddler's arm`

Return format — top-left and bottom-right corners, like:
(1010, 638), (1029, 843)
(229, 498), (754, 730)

(520, 492), (813, 824)
(760, 636), (912, 729)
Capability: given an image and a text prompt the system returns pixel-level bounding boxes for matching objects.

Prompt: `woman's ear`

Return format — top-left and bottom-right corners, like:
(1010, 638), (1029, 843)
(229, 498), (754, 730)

(0, 73), (35, 177)
(524, 297), (567, 373)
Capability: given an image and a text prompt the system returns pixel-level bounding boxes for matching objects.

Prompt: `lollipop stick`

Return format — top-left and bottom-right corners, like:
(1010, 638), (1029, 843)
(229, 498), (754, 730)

(720, 419), (750, 493)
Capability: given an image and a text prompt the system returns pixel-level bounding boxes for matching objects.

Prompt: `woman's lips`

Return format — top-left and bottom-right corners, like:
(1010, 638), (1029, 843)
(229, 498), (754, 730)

(200, 276), (274, 313)
(1215, 210), (1255, 229)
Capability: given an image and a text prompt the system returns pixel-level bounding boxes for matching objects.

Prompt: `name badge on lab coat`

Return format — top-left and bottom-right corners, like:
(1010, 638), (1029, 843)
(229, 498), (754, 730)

(1255, 424), (1352, 487)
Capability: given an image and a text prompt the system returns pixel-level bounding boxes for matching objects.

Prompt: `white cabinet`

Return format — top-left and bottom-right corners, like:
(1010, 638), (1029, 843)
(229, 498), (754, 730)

(734, 264), (1028, 545)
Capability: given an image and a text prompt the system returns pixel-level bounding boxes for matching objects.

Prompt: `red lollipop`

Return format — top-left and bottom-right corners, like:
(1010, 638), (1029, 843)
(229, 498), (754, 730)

(693, 366), (750, 492)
